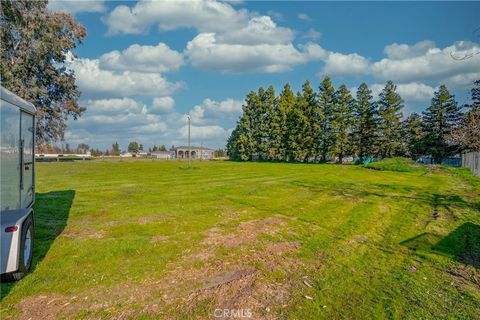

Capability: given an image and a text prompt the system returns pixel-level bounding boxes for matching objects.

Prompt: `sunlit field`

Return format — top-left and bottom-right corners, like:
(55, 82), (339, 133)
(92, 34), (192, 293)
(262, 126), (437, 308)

(1, 159), (479, 319)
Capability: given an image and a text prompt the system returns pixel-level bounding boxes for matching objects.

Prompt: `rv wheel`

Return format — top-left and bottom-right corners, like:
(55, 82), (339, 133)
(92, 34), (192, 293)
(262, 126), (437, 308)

(1, 215), (34, 282)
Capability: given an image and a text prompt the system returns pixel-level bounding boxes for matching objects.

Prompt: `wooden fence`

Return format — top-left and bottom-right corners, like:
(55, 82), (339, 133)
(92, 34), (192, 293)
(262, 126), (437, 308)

(462, 151), (480, 176)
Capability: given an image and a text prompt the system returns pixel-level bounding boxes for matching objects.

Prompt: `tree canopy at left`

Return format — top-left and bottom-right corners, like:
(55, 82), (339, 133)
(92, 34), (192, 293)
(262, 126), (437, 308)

(0, 0), (87, 146)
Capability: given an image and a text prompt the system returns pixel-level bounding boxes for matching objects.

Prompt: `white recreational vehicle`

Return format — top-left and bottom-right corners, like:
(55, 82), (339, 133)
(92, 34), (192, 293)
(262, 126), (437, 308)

(1, 86), (36, 281)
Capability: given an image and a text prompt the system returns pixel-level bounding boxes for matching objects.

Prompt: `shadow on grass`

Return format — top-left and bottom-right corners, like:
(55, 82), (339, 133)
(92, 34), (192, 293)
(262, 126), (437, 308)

(401, 222), (480, 269)
(0, 190), (75, 299)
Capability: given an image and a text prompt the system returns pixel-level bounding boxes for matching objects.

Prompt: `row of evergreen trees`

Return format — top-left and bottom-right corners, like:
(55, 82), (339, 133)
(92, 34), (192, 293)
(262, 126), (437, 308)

(226, 77), (464, 163)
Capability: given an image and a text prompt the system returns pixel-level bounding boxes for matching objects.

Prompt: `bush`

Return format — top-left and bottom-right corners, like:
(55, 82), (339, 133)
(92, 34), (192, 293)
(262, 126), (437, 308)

(364, 157), (422, 172)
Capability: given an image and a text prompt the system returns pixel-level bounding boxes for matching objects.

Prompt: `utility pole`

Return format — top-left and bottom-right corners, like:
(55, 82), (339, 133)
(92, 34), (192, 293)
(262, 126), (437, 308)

(187, 115), (191, 168)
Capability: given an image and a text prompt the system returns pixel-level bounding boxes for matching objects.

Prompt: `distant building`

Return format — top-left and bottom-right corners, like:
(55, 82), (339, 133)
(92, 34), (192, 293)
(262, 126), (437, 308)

(120, 152), (132, 157)
(170, 146), (214, 160)
(151, 151), (171, 159)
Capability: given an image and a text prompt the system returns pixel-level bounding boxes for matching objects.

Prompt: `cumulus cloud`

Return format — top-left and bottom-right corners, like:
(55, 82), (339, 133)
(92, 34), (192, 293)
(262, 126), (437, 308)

(68, 57), (183, 98)
(99, 43), (184, 73)
(104, 0), (324, 74)
(302, 28), (322, 40)
(185, 33), (326, 73)
(104, 0), (250, 35)
(383, 40), (436, 60)
(48, 0), (105, 14)
(202, 98), (244, 119)
(216, 16), (294, 45)
(298, 13), (311, 21)
(371, 41), (480, 84)
(66, 95), (242, 150)
(318, 40), (480, 90)
(178, 124), (228, 140)
(150, 97), (175, 114)
(320, 52), (370, 76)
(369, 82), (436, 102)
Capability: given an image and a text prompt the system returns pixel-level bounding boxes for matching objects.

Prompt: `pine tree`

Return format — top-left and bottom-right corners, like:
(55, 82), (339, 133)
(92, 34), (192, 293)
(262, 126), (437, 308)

(331, 84), (354, 163)
(402, 112), (423, 159)
(377, 81), (404, 158)
(226, 125), (241, 160)
(112, 142), (120, 156)
(286, 90), (310, 162)
(271, 83), (296, 161)
(353, 83), (378, 161)
(258, 86), (275, 160)
(236, 91), (257, 160)
(317, 76), (336, 162)
(422, 85), (461, 163)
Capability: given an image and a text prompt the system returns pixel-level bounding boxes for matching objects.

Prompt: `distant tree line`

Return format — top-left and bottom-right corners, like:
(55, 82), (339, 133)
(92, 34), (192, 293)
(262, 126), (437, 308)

(227, 78), (479, 163)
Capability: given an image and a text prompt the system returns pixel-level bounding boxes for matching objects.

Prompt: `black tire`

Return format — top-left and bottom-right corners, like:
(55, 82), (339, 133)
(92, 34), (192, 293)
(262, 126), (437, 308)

(1, 214), (34, 282)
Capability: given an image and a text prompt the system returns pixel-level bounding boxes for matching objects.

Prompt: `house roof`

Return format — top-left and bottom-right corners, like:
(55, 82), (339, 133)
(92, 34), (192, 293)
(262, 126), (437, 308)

(174, 146), (213, 150)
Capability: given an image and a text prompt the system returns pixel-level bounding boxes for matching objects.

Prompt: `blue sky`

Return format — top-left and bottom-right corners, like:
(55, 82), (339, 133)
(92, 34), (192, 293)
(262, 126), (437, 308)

(48, 0), (480, 151)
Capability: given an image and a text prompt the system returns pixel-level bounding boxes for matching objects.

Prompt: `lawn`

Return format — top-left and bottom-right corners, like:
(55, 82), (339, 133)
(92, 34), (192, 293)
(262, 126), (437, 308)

(1, 159), (479, 319)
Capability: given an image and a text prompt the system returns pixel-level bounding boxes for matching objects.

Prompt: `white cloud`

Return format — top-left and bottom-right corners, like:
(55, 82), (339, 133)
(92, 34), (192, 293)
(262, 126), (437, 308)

(318, 40), (480, 90)
(396, 82), (437, 102)
(68, 57), (183, 98)
(369, 82), (436, 102)
(104, 0), (250, 35)
(150, 97), (175, 114)
(202, 98), (244, 119)
(48, 0), (105, 14)
(298, 13), (311, 21)
(104, 0), (321, 74)
(185, 33), (326, 73)
(383, 40), (436, 60)
(371, 41), (480, 84)
(302, 28), (321, 40)
(99, 43), (184, 73)
(216, 16), (294, 45)
(178, 124), (228, 140)
(320, 52), (370, 76)
(82, 98), (145, 115)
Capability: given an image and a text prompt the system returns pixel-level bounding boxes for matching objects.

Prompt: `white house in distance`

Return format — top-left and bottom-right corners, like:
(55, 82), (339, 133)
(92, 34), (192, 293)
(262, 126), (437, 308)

(170, 146), (214, 160)
(151, 151), (171, 159)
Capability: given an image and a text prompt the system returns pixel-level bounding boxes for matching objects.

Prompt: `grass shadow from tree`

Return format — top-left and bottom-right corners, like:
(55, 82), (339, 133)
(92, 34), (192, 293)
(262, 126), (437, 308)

(401, 222), (480, 269)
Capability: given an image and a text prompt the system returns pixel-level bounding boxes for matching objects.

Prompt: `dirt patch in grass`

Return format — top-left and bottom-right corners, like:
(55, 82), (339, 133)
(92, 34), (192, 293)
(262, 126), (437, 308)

(61, 229), (105, 240)
(14, 216), (301, 319)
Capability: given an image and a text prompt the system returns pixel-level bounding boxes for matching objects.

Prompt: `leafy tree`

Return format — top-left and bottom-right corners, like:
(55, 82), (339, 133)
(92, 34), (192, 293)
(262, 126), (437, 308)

(377, 81), (404, 157)
(271, 83), (296, 161)
(352, 83), (378, 161)
(139, 144), (144, 151)
(402, 112), (424, 159)
(449, 107), (480, 152)
(77, 143), (90, 154)
(1, 0), (87, 146)
(112, 142), (120, 156)
(449, 80), (480, 152)
(127, 141), (140, 154)
(331, 84), (354, 163)
(159, 145), (167, 151)
(422, 85), (461, 163)
(214, 149), (226, 157)
(65, 143), (71, 154)
(317, 76), (336, 162)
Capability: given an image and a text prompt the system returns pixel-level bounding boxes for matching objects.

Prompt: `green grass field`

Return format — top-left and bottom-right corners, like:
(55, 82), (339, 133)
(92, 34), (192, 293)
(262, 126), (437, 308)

(1, 159), (479, 319)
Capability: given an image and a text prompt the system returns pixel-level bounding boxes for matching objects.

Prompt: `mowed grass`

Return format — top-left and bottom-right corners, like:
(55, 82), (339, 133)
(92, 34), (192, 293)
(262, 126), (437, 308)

(1, 159), (479, 319)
